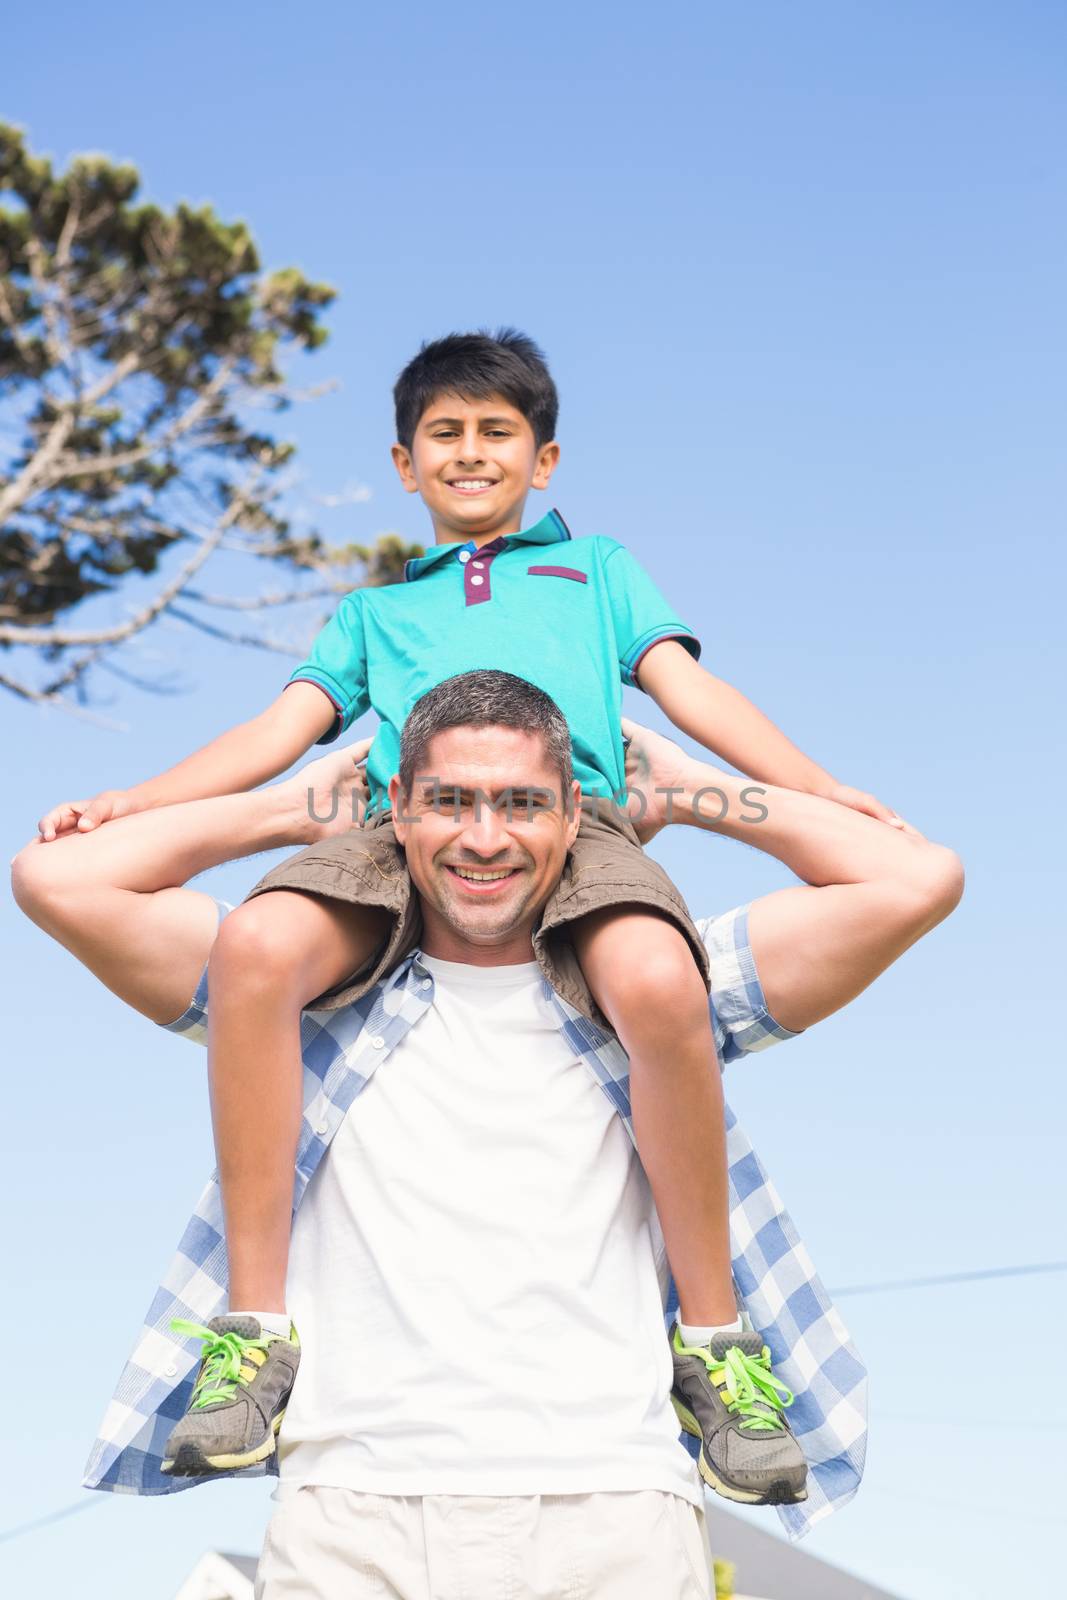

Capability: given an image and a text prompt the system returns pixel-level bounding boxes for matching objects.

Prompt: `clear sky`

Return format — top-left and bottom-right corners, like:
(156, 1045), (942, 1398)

(2, 3), (1065, 1597)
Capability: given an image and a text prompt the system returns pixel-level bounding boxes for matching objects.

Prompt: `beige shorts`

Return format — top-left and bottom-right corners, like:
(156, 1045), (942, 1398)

(254, 1485), (714, 1600)
(246, 796), (711, 1027)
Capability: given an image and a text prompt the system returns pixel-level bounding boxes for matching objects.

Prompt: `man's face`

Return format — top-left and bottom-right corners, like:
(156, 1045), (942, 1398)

(389, 724), (581, 965)
(391, 391), (560, 545)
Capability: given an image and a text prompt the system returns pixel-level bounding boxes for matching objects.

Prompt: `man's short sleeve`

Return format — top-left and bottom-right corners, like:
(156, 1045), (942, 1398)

(287, 593), (370, 744)
(159, 899), (232, 1047)
(601, 541), (701, 689)
(698, 903), (802, 1066)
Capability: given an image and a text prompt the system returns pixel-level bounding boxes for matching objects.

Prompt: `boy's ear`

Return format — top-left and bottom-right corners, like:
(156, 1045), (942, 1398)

(532, 440), (560, 490)
(391, 442), (418, 493)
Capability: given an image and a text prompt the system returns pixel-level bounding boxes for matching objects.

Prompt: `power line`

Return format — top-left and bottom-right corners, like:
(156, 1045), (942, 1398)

(873, 1410), (1066, 1432)
(828, 1259), (1067, 1297)
(0, 1496), (104, 1545)
(869, 1484), (1063, 1530)
(4, 1260), (1065, 1548)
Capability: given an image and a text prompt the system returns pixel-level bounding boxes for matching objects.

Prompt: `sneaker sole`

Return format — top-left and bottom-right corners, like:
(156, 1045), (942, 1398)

(671, 1395), (809, 1506)
(161, 1409), (286, 1477)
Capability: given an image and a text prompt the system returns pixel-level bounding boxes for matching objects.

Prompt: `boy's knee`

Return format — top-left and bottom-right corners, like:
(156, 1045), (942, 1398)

(208, 896), (299, 990)
(895, 842), (965, 932)
(10, 842), (64, 926)
(602, 923), (708, 1019)
(920, 845), (965, 921)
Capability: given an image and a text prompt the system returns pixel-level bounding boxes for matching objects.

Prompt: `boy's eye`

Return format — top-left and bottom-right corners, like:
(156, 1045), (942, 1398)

(433, 429), (510, 439)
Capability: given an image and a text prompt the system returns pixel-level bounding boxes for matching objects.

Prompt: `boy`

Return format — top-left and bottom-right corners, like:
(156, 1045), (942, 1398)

(37, 328), (899, 1507)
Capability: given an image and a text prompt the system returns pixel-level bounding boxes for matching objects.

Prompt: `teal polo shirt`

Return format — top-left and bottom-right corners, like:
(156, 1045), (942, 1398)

(288, 507), (701, 814)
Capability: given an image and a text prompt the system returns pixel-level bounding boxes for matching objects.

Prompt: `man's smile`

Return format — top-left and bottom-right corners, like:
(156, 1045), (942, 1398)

(443, 862), (523, 894)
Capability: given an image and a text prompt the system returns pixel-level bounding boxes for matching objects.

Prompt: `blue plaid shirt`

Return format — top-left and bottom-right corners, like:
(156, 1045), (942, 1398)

(81, 902), (867, 1541)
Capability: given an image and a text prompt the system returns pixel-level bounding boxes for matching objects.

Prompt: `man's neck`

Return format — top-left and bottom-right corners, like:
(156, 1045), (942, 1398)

(418, 926), (538, 968)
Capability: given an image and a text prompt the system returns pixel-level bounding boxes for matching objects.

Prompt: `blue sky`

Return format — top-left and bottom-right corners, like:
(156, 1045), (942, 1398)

(2, 3), (1065, 1596)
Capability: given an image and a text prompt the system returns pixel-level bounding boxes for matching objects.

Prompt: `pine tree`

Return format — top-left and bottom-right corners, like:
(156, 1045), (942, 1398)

(0, 124), (419, 709)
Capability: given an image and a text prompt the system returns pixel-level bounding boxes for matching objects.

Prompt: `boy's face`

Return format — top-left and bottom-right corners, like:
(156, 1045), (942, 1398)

(391, 391), (560, 545)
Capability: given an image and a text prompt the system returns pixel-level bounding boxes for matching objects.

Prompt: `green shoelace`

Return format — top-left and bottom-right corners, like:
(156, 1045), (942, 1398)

(676, 1331), (796, 1433)
(170, 1318), (274, 1411)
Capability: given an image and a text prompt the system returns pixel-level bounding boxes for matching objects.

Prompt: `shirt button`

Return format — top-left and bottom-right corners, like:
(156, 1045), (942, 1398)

(371, 1035), (385, 1049)
(473, 560), (484, 569)
(421, 978), (431, 989)
(315, 1119), (329, 1135)
(470, 575), (484, 586)
(164, 1363), (178, 1377)
(458, 550), (471, 563)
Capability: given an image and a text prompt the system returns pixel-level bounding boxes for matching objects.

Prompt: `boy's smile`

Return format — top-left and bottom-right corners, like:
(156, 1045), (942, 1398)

(391, 391), (560, 547)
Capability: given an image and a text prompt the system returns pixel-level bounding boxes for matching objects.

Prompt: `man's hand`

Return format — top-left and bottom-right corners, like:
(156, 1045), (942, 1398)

(38, 788), (136, 842)
(822, 782), (906, 830)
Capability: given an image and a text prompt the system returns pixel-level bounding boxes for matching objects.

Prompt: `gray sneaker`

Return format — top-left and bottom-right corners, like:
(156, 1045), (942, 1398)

(670, 1322), (808, 1505)
(161, 1314), (301, 1476)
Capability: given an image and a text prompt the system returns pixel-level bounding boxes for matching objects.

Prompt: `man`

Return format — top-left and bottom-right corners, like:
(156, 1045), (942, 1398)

(11, 672), (962, 1598)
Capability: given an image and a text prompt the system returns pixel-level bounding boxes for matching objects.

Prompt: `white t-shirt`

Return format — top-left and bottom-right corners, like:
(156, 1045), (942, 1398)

(275, 954), (702, 1508)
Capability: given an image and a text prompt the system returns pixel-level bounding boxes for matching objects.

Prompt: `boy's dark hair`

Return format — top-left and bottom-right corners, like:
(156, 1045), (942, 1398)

(398, 669), (573, 796)
(393, 327), (559, 451)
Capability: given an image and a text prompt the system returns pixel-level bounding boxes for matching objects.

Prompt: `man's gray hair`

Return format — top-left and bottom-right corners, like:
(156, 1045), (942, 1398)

(398, 670), (574, 795)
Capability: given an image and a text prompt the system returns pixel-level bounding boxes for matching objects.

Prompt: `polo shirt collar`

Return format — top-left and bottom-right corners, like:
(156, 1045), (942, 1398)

(404, 506), (570, 582)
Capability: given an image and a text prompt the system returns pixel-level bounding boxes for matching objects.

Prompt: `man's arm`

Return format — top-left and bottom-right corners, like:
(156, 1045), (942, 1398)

(635, 639), (901, 827)
(36, 681), (336, 841)
(623, 718), (964, 1033)
(12, 741), (370, 1025)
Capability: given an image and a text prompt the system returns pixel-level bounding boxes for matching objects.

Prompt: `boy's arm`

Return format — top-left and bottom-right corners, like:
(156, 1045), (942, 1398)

(37, 681), (336, 840)
(635, 639), (901, 826)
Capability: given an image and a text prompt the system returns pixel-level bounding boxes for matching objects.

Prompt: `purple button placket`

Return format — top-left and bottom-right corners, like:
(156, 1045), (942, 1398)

(462, 536), (506, 606)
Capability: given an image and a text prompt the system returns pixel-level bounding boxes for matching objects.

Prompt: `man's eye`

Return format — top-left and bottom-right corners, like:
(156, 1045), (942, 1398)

(506, 794), (539, 818)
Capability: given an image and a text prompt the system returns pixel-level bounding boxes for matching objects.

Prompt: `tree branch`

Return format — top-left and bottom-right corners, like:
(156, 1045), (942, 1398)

(0, 476), (261, 646)
(41, 354), (238, 486)
(182, 581), (349, 610)
(168, 604), (304, 656)
(0, 647), (127, 726)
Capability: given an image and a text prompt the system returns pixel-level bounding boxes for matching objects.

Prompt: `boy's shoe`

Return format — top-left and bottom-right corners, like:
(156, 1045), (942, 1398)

(670, 1323), (808, 1505)
(161, 1314), (301, 1477)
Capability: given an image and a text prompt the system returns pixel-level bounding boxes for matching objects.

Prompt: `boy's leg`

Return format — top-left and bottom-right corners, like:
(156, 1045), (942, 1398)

(570, 905), (808, 1507)
(569, 907), (735, 1327)
(204, 890), (389, 1312)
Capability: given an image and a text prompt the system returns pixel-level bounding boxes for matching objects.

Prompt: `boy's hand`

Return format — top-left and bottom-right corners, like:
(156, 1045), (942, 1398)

(621, 717), (716, 843)
(823, 782), (906, 830)
(278, 737), (374, 843)
(38, 789), (134, 842)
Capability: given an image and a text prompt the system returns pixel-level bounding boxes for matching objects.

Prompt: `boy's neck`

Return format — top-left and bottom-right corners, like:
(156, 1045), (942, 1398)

(430, 505), (529, 549)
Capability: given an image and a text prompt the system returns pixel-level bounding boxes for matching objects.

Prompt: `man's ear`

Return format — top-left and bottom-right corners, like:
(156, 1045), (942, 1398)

(388, 774), (407, 840)
(565, 780), (582, 848)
